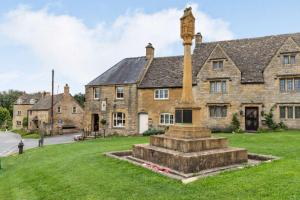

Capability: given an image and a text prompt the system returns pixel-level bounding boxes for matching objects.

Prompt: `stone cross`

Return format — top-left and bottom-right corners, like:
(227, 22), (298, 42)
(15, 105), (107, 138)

(180, 7), (195, 104)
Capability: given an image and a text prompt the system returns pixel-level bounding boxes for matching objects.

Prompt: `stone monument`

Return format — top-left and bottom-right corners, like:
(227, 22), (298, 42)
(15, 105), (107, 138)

(132, 7), (248, 174)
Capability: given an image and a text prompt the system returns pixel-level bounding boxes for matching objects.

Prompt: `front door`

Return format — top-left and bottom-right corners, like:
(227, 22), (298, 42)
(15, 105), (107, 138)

(92, 114), (99, 132)
(245, 107), (259, 131)
(139, 113), (148, 134)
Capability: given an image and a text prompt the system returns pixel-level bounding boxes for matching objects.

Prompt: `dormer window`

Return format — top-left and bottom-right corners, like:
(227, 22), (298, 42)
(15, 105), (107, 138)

(212, 60), (223, 70)
(17, 99), (23, 104)
(283, 55), (296, 65)
(30, 99), (36, 104)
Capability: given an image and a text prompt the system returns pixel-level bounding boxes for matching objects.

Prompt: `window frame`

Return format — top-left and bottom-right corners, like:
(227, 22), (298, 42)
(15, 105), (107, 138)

(154, 89), (169, 100)
(93, 87), (100, 100)
(17, 111), (21, 116)
(210, 80), (227, 94)
(72, 106), (77, 114)
(209, 106), (228, 118)
(57, 106), (61, 113)
(115, 86), (125, 100)
(283, 54), (297, 65)
(160, 113), (174, 125)
(113, 112), (126, 128)
(212, 60), (224, 70)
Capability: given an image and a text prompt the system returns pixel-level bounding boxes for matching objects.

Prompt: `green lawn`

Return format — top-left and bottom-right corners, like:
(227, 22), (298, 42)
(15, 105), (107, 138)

(1, 131), (300, 200)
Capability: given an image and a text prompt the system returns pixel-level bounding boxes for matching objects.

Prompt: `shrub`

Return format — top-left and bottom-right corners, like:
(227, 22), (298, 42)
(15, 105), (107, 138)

(264, 106), (288, 131)
(230, 113), (243, 133)
(22, 117), (28, 128)
(143, 128), (165, 136)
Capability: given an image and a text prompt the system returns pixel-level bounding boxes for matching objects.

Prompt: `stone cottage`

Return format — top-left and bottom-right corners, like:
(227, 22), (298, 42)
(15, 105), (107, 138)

(85, 31), (300, 135)
(28, 84), (84, 134)
(13, 92), (46, 129)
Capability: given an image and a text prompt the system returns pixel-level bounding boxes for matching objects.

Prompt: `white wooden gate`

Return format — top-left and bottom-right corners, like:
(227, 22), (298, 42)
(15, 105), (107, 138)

(139, 113), (149, 134)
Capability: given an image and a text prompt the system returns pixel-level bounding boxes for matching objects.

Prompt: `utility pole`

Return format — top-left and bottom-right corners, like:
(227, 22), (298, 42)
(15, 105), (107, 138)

(51, 69), (54, 136)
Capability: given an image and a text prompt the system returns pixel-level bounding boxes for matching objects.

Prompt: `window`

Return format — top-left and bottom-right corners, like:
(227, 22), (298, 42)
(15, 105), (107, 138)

(295, 106), (300, 118)
(57, 106), (61, 113)
(279, 106), (286, 119)
(212, 60), (223, 70)
(113, 112), (125, 127)
(17, 111), (21, 116)
(287, 106), (294, 118)
(210, 81), (226, 93)
(209, 106), (227, 118)
(283, 55), (296, 65)
(30, 99), (36, 104)
(280, 79), (286, 92)
(116, 86), (124, 99)
(72, 106), (77, 113)
(175, 109), (192, 123)
(160, 113), (174, 125)
(279, 78), (300, 92)
(287, 79), (293, 91)
(154, 89), (169, 100)
(17, 121), (22, 126)
(93, 88), (100, 100)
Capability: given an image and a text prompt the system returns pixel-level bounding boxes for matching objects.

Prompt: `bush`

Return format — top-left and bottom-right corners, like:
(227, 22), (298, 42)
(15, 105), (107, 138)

(12, 129), (41, 139)
(22, 117), (28, 128)
(143, 128), (165, 136)
(230, 113), (241, 132)
(264, 106), (287, 130)
(0, 107), (11, 129)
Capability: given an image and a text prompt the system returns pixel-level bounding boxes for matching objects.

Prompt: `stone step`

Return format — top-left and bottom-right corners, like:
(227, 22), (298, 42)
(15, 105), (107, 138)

(150, 135), (228, 153)
(132, 144), (248, 173)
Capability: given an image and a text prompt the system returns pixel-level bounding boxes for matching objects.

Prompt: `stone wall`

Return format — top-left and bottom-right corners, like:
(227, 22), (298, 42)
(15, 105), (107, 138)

(12, 104), (32, 129)
(84, 84), (138, 135)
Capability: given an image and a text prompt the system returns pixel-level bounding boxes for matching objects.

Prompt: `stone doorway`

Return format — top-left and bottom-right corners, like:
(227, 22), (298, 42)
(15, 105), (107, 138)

(92, 114), (99, 132)
(245, 107), (259, 131)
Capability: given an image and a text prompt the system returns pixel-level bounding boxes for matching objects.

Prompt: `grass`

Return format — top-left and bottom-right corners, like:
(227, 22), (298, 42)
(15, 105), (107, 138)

(0, 131), (300, 200)
(11, 129), (40, 139)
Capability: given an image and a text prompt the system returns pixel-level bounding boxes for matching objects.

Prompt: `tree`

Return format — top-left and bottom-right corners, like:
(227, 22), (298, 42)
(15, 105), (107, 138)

(23, 117), (28, 128)
(0, 107), (11, 129)
(0, 90), (23, 116)
(74, 93), (85, 108)
(230, 113), (241, 132)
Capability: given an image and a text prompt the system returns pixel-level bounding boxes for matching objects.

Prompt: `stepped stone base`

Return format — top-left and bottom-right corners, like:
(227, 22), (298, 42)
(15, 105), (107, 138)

(150, 135), (228, 153)
(133, 144), (247, 173)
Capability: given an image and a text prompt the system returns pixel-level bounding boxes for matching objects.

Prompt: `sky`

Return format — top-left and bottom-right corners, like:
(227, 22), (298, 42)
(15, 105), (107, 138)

(1, 0), (300, 94)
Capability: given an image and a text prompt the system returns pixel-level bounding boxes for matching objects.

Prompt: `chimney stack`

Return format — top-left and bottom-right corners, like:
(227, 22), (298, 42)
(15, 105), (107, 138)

(195, 32), (202, 45)
(146, 43), (154, 59)
(64, 84), (69, 96)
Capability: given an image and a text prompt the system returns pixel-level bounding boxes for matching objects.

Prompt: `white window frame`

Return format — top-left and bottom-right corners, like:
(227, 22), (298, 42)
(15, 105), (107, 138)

(93, 88), (100, 100)
(154, 89), (169, 100)
(160, 113), (174, 125)
(116, 86), (124, 99)
(72, 106), (77, 113)
(113, 112), (126, 128)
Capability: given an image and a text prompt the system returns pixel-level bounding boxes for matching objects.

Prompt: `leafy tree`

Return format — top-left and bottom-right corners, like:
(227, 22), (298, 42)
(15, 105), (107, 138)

(0, 107), (11, 129)
(74, 93), (85, 108)
(0, 90), (23, 116)
(23, 117), (28, 128)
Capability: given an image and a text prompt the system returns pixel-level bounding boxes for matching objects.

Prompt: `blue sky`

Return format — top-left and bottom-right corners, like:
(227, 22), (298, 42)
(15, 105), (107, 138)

(0, 0), (300, 94)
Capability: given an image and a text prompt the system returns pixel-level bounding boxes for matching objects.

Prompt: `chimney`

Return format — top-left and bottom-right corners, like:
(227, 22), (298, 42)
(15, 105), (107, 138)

(64, 84), (70, 96)
(146, 43), (154, 59)
(195, 32), (202, 45)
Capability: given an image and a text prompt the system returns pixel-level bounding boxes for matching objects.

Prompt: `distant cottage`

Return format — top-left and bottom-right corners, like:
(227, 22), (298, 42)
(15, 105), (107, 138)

(84, 32), (300, 135)
(13, 84), (84, 135)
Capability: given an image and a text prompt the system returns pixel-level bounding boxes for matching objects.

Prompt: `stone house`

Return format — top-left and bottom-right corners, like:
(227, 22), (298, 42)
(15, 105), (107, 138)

(12, 92), (45, 129)
(85, 32), (300, 135)
(28, 84), (84, 134)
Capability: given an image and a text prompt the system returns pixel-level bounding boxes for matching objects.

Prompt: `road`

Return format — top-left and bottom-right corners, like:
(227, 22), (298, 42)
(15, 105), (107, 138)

(0, 131), (78, 157)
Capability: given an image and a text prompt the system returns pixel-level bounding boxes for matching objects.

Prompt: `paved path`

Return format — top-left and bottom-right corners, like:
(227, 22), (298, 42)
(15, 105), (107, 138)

(0, 131), (78, 157)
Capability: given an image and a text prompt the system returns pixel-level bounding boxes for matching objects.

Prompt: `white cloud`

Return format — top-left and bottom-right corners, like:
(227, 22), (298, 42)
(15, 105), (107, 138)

(0, 4), (233, 93)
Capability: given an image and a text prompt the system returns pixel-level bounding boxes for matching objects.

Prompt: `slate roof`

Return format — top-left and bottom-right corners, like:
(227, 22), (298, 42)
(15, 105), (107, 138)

(29, 94), (64, 111)
(87, 57), (148, 86)
(139, 32), (300, 88)
(15, 93), (44, 105)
